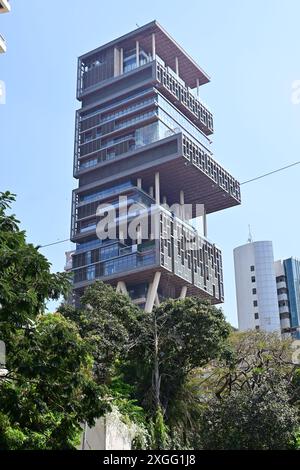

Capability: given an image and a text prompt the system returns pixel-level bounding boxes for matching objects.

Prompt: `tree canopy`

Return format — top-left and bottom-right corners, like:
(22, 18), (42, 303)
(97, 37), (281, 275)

(0, 192), (108, 449)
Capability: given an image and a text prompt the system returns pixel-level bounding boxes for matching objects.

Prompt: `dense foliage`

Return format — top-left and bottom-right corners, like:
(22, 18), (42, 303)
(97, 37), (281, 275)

(1, 191), (299, 449)
(0, 192), (108, 449)
(60, 285), (231, 449)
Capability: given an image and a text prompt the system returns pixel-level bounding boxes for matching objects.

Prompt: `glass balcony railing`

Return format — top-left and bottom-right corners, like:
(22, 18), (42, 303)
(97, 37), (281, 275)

(73, 249), (157, 284)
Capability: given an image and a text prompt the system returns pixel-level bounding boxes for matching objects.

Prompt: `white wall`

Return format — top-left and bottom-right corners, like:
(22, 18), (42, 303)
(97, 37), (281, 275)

(234, 241), (281, 333)
(79, 411), (132, 450)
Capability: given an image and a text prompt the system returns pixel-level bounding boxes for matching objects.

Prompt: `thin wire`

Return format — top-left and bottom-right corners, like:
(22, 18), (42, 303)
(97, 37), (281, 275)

(240, 160), (300, 185)
(39, 159), (300, 249)
(40, 238), (70, 248)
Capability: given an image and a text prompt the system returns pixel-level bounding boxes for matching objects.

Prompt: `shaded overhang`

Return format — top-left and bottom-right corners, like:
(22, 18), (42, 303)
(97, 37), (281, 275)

(75, 133), (241, 216)
(79, 20), (210, 89)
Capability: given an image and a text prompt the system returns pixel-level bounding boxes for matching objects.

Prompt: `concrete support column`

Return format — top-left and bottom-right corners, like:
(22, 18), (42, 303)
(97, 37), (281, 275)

(152, 33), (156, 59)
(196, 78), (200, 98)
(180, 190), (185, 220)
(149, 186), (154, 198)
(120, 47), (124, 74)
(180, 190), (185, 205)
(175, 56), (179, 76)
(116, 281), (128, 295)
(203, 209), (207, 237)
(136, 40), (140, 67)
(162, 196), (167, 205)
(155, 172), (160, 205)
(179, 285), (187, 299)
(137, 177), (142, 189)
(145, 272), (161, 313)
(114, 47), (120, 77)
(154, 293), (160, 307)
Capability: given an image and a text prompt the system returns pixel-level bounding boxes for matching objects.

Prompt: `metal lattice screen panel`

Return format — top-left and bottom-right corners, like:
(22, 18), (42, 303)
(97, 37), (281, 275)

(160, 211), (173, 272)
(182, 134), (241, 203)
(156, 62), (214, 135)
(159, 210), (224, 302)
(173, 219), (193, 284)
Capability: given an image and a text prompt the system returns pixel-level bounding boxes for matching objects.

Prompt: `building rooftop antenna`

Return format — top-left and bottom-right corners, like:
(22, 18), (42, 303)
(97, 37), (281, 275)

(247, 224), (253, 243)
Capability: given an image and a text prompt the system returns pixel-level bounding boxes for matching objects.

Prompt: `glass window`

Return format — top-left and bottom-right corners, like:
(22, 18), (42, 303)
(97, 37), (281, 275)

(87, 265), (95, 280)
(80, 88), (153, 121)
(123, 53), (136, 73)
(123, 48), (151, 73)
(251, 276), (256, 283)
(86, 251), (92, 265)
(250, 265), (255, 271)
(101, 244), (119, 261)
(157, 94), (211, 149)
(80, 181), (133, 203)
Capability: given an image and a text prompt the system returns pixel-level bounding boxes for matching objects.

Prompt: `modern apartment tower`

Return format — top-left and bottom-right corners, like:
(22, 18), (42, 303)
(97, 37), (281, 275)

(70, 21), (241, 311)
(234, 241), (300, 337)
(0, 0), (10, 54)
(275, 258), (300, 338)
(234, 241), (281, 333)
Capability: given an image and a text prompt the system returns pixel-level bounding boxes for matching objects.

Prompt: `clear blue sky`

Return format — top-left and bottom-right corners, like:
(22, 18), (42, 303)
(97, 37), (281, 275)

(1, 0), (299, 326)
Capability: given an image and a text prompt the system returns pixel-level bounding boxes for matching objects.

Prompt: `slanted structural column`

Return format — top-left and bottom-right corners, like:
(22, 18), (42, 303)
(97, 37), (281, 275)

(145, 271), (161, 313)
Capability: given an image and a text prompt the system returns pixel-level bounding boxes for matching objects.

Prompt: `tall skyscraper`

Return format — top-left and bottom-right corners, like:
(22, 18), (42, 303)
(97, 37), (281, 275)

(70, 21), (241, 311)
(0, 0), (10, 54)
(234, 241), (300, 337)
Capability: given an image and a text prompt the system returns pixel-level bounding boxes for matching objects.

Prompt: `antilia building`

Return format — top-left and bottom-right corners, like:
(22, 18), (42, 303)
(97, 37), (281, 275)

(70, 21), (241, 312)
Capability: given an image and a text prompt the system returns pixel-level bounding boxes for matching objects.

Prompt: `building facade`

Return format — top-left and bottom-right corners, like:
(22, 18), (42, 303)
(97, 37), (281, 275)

(70, 21), (241, 311)
(234, 241), (300, 337)
(275, 258), (300, 338)
(0, 0), (10, 54)
(234, 241), (281, 333)
(274, 259), (292, 333)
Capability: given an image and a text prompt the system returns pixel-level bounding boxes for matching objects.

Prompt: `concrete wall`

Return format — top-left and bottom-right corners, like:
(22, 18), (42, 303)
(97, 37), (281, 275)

(79, 411), (132, 450)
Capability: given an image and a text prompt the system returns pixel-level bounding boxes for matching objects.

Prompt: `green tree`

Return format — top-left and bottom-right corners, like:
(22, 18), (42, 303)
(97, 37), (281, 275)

(128, 297), (230, 416)
(200, 383), (298, 450)
(60, 281), (143, 384)
(61, 286), (230, 449)
(0, 191), (70, 330)
(197, 331), (300, 449)
(0, 192), (108, 449)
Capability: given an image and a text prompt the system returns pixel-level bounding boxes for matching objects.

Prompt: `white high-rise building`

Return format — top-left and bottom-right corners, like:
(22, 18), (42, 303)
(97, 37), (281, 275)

(234, 241), (281, 333)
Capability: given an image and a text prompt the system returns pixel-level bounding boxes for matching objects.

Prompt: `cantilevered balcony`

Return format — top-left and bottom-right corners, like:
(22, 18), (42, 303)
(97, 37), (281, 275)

(73, 130), (240, 215)
(0, 34), (6, 53)
(0, 0), (10, 13)
(71, 205), (223, 304)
